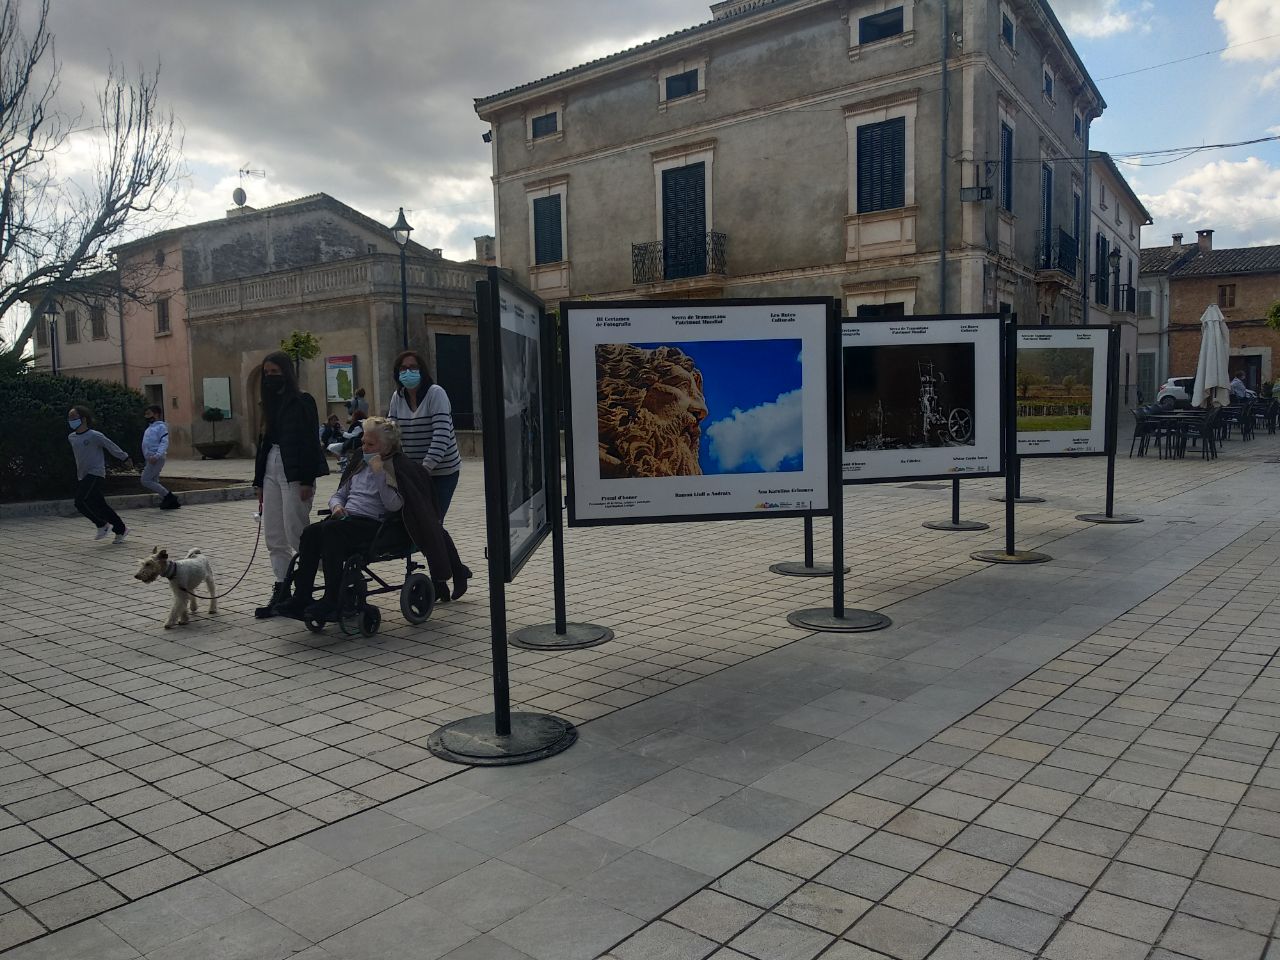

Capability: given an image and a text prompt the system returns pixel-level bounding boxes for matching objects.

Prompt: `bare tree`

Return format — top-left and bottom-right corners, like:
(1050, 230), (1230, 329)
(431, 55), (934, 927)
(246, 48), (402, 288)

(0, 0), (182, 354)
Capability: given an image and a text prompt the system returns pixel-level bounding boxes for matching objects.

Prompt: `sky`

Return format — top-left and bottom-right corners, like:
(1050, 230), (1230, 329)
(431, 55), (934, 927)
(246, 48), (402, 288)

(32, 0), (1280, 264)
(635, 339), (804, 474)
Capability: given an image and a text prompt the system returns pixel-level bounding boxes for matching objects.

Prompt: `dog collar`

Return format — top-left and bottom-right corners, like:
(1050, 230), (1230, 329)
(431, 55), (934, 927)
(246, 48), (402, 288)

(163, 560), (177, 580)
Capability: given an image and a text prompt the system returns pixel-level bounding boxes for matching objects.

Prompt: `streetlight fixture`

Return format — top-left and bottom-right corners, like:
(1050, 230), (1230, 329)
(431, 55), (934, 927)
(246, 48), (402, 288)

(43, 300), (59, 375)
(390, 207), (413, 350)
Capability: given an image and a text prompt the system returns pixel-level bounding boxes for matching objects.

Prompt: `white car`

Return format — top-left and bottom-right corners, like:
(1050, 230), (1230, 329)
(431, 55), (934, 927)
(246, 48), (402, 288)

(1155, 377), (1195, 409)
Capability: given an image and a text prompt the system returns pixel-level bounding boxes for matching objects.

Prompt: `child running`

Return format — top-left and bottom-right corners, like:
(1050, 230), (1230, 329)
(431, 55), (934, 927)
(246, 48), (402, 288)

(141, 405), (181, 510)
(67, 405), (133, 543)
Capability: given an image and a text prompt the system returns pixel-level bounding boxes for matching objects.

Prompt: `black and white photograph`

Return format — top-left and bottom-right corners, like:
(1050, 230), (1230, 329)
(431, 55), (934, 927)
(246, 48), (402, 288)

(844, 343), (976, 451)
(842, 316), (1003, 483)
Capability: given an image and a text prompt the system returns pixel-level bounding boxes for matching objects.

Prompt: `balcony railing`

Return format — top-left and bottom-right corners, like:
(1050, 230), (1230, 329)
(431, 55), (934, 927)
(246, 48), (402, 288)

(632, 231), (727, 285)
(1035, 228), (1078, 278)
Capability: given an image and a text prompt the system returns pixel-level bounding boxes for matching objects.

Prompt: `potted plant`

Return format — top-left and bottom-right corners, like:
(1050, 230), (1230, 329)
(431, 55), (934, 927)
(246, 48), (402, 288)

(194, 407), (235, 459)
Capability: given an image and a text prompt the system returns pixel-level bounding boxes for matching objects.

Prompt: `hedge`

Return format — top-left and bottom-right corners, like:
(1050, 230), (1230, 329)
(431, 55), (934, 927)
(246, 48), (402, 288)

(0, 372), (147, 501)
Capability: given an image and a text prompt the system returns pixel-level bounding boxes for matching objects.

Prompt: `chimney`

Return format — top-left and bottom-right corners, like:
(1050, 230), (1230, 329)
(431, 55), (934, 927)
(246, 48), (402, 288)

(474, 235), (496, 265)
(1196, 229), (1214, 252)
(1171, 232), (1183, 253)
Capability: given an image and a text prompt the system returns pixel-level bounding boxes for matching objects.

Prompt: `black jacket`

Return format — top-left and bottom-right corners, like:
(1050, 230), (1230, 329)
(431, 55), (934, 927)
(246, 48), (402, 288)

(254, 392), (329, 487)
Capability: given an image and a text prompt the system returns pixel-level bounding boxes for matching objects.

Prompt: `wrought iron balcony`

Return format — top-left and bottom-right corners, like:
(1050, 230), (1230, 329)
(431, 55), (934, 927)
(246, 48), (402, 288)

(1035, 228), (1078, 279)
(632, 231), (727, 285)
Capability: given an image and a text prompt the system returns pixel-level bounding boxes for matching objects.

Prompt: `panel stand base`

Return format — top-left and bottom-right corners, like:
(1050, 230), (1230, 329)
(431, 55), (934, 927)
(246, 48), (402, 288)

(427, 712), (577, 766)
(510, 622), (613, 650)
(1075, 513), (1143, 525)
(786, 608), (892, 632)
(769, 562), (850, 577)
(970, 549), (1052, 564)
(989, 495), (1045, 504)
(922, 520), (990, 532)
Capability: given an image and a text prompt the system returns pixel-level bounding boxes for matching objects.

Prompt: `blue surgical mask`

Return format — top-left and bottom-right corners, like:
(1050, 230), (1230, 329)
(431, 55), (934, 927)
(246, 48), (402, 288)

(68, 419), (83, 431)
(362, 452), (378, 465)
(398, 369), (422, 389)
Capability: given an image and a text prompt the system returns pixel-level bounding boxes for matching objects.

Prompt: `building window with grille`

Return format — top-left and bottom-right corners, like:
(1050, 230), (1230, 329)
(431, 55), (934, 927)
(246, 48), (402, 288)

(65, 309), (79, 343)
(664, 69), (699, 101)
(155, 297), (170, 335)
(532, 194), (563, 265)
(1137, 289), (1153, 316)
(999, 4), (1016, 49)
(35, 316), (48, 347)
(1042, 66), (1055, 103)
(90, 304), (107, 340)
(999, 123), (1014, 213)
(1218, 284), (1236, 309)
(856, 117), (906, 213)
(530, 112), (558, 139)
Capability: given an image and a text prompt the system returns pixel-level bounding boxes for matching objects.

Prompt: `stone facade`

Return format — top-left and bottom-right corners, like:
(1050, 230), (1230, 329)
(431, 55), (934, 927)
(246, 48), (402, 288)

(475, 0), (1108, 327)
(28, 271), (125, 383)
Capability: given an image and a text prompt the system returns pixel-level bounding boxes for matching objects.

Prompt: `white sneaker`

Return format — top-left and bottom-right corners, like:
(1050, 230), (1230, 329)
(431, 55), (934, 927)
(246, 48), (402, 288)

(112, 529), (128, 544)
(95, 525), (111, 540)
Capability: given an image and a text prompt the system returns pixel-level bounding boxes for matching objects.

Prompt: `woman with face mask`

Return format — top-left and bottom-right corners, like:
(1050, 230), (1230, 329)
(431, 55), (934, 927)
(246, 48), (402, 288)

(386, 350), (463, 519)
(252, 351), (329, 618)
(67, 405), (133, 543)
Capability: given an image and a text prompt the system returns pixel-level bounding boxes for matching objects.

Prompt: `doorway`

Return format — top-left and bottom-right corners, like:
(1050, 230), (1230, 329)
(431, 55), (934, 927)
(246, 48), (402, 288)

(1229, 354), (1263, 391)
(435, 333), (475, 430)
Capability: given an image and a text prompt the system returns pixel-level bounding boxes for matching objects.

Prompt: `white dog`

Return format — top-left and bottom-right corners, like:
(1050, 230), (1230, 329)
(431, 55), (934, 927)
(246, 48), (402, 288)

(134, 547), (217, 628)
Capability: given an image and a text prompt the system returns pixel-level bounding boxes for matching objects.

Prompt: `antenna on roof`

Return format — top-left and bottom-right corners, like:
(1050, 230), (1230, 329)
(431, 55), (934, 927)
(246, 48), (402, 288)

(234, 166), (266, 207)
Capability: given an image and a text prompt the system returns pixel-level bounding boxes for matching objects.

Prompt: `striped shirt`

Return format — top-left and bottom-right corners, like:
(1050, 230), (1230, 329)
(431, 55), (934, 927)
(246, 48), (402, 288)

(388, 383), (461, 475)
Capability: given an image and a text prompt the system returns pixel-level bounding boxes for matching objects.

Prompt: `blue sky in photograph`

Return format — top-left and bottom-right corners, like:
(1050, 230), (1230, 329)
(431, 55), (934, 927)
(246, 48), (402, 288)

(635, 339), (804, 474)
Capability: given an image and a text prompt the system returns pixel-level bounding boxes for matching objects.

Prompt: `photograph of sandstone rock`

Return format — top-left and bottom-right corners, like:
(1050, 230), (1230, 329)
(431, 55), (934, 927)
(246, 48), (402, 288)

(596, 339), (804, 479)
(844, 342), (977, 451)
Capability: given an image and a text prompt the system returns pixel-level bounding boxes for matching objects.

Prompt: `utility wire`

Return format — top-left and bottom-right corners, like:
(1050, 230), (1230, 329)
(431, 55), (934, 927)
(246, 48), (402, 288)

(1095, 31), (1280, 82)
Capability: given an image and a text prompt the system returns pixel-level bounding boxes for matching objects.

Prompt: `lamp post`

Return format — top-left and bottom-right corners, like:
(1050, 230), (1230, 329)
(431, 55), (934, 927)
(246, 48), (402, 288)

(390, 207), (413, 350)
(44, 301), (59, 376)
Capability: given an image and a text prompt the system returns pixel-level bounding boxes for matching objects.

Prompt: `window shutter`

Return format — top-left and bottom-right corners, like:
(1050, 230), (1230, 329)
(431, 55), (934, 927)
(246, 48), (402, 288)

(857, 117), (905, 213)
(662, 163), (707, 279)
(999, 124), (1013, 212)
(533, 195), (562, 265)
(1039, 164), (1053, 264)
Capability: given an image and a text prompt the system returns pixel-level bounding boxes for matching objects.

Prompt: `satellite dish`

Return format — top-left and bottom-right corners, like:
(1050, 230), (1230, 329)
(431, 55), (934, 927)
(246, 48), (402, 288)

(232, 187), (247, 207)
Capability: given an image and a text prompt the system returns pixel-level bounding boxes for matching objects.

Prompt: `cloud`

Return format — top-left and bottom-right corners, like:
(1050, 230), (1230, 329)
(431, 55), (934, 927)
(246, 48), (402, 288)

(1214, 0), (1280, 61)
(706, 389), (803, 472)
(1259, 66), (1280, 90)
(1139, 157), (1280, 246)
(1052, 0), (1139, 38)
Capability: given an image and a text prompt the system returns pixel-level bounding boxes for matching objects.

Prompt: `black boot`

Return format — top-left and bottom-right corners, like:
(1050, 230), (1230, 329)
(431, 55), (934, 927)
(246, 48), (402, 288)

(433, 580), (451, 603)
(160, 493), (181, 510)
(255, 582), (289, 619)
(451, 566), (472, 600)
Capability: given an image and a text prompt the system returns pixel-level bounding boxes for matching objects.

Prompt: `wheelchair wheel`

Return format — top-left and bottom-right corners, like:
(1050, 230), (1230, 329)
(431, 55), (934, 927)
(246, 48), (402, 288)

(360, 606), (381, 637)
(336, 562), (367, 637)
(400, 573), (435, 625)
(304, 617), (325, 634)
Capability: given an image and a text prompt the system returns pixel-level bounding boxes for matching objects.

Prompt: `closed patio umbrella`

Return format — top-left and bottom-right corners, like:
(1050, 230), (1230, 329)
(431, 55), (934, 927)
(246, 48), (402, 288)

(1192, 303), (1230, 408)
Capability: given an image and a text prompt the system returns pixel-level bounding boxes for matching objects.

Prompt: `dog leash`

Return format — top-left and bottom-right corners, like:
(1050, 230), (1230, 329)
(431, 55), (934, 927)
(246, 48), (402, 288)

(176, 494), (263, 602)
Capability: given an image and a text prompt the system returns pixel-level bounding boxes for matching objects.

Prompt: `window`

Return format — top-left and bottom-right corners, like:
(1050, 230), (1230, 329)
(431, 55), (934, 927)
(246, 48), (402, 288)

(1001, 11), (1015, 48)
(64, 309), (79, 343)
(1137, 289), (1153, 316)
(35, 316), (47, 347)
(999, 123), (1014, 212)
(532, 195), (563, 265)
(664, 70), (699, 101)
(856, 116), (906, 213)
(1218, 284), (1236, 309)
(1072, 190), (1082, 240)
(1098, 183), (1107, 210)
(530, 112), (558, 139)
(859, 7), (903, 44)
(1039, 164), (1053, 266)
(856, 302), (906, 317)
(155, 297), (170, 335)
(90, 304), (107, 340)
(1043, 68), (1055, 101)
(1095, 233), (1110, 306)
(1073, 111), (1083, 141)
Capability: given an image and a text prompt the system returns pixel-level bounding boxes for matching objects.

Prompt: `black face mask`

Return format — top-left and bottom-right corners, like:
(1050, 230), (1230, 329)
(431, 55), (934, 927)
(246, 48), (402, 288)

(263, 374), (285, 394)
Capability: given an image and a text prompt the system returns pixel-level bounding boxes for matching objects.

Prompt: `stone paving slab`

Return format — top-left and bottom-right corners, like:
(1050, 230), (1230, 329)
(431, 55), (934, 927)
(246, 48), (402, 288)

(0, 438), (1274, 950)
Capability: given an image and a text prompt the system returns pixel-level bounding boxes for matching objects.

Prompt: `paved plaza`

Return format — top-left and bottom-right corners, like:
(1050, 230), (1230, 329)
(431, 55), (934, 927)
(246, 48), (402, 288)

(0, 440), (1278, 957)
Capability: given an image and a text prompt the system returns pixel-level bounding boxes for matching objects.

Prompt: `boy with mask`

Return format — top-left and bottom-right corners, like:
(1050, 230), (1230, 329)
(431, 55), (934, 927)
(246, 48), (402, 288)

(141, 405), (180, 509)
(67, 405), (132, 542)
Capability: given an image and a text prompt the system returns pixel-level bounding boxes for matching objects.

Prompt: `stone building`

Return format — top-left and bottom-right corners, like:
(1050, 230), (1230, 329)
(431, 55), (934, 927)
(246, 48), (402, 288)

(28, 270), (126, 382)
(105, 193), (485, 457)
(1140, 231), (1280, 391)
(474, 0), (1116, 328)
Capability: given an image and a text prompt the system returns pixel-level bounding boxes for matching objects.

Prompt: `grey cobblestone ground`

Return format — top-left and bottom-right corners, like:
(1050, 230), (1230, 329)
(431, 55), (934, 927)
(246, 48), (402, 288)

(0, 441), (1276, 955)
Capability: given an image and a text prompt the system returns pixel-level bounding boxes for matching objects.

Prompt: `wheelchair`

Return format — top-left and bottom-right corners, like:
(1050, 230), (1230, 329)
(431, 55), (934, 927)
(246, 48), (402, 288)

(283, 510), (435, 638)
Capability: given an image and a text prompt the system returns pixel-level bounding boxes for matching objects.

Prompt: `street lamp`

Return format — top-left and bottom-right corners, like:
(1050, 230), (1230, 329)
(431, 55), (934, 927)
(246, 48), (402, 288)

(390, 207), (413, 350)
(43, 300), (59, 375)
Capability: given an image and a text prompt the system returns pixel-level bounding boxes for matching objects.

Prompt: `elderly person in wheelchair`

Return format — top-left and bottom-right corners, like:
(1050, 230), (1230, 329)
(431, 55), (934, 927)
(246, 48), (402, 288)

(272, 416), (469, 624)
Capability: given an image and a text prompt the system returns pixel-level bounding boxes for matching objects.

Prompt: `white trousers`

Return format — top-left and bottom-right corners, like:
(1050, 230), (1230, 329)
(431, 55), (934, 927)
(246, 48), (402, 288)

(262, 446), (312, 581)
(140, 457), (168, 496)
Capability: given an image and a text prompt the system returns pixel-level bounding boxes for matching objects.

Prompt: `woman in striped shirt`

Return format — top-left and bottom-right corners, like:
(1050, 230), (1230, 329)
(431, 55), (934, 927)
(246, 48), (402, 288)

(387, 350), (463, 518)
